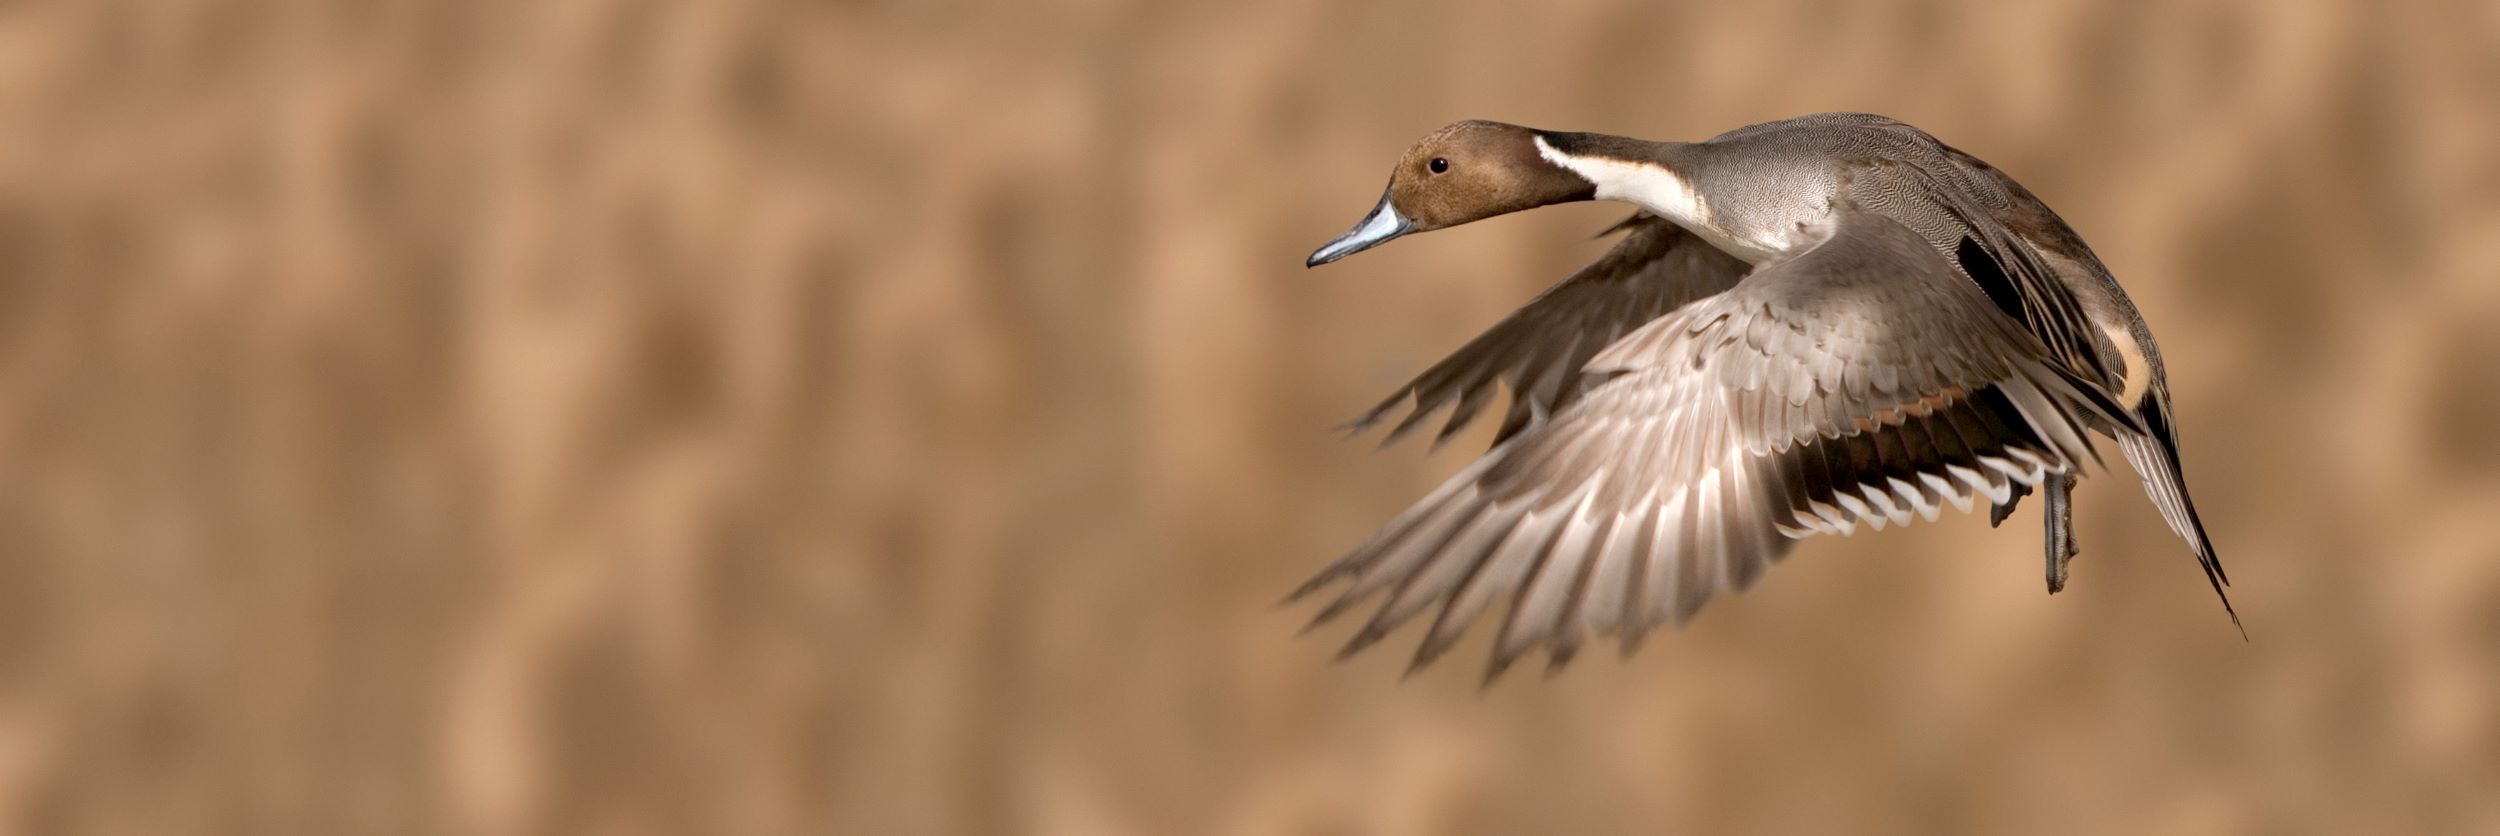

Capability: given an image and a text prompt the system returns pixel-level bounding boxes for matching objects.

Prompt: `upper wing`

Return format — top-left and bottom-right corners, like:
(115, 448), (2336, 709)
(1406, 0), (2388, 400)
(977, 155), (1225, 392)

(1293, 209), (2140, 681)
(1346, 214), (1751, 448)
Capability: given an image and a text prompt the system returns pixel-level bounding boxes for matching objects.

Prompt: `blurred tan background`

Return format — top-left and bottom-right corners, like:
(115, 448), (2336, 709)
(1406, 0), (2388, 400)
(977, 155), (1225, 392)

(2, 0), (2497, 834)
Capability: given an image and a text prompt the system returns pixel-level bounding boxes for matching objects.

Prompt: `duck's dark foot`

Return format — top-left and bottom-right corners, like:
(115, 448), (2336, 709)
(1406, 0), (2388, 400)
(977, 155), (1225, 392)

(1989, 480), (2034, 528)
(2043, 470), (2079, 594)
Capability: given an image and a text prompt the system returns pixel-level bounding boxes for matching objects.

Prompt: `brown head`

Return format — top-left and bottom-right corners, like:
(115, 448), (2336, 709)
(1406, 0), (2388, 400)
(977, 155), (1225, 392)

(1307, 121), (1600, 267)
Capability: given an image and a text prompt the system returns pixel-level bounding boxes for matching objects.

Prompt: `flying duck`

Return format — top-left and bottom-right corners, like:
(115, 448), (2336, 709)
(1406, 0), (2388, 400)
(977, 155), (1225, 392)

(1294, 113), (2234, 681)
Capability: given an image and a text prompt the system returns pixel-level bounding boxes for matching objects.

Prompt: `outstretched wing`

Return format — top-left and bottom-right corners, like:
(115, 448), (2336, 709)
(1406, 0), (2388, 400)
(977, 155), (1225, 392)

(1293, 209), (2140, 681)
(1347, 214), (1751, 448)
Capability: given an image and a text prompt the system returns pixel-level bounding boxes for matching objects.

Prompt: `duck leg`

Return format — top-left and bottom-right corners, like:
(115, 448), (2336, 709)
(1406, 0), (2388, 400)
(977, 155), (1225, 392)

(2041, 470), (2079, 594)
(1988, 481), (2033, 528)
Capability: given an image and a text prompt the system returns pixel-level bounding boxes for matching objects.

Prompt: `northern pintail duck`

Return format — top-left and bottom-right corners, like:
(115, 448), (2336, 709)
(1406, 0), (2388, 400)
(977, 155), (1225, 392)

(1295, 113), (2234, 680)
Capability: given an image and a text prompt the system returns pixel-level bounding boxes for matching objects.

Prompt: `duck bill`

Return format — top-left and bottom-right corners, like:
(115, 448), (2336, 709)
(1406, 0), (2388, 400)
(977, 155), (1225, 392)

(1306, 192), (1410, 267)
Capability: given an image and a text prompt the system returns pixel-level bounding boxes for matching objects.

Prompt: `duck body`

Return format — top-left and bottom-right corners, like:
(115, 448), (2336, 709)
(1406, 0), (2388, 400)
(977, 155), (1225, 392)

(1297, 113), (2231, 680)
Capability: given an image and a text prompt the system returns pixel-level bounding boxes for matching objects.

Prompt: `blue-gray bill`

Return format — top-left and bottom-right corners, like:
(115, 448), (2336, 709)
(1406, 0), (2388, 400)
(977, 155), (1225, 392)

(1307, 191), (1409, 267)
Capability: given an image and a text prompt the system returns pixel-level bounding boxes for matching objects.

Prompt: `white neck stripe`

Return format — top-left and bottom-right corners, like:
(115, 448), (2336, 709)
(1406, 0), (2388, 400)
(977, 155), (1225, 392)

(1532, 135), (1712, 232)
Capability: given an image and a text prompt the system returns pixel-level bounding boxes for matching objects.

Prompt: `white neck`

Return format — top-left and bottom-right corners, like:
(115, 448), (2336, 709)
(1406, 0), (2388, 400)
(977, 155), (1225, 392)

(1533, 135), (1713, 234)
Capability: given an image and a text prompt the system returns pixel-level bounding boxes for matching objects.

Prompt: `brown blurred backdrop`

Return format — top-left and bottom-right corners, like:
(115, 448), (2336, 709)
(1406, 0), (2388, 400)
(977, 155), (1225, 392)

(2, 0), (2498, 834)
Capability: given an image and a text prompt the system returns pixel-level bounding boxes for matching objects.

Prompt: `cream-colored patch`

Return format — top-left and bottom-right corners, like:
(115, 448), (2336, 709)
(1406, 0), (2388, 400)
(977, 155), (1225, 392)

(2104, 323), (2153, 409)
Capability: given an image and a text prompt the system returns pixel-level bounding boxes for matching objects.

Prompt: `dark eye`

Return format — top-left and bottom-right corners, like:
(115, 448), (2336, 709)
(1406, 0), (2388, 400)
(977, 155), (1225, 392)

(1428, 157), (1449, 174)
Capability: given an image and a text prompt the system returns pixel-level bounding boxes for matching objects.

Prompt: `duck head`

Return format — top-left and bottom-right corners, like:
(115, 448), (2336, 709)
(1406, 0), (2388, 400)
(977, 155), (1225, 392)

(1306, 121), (1600, 267)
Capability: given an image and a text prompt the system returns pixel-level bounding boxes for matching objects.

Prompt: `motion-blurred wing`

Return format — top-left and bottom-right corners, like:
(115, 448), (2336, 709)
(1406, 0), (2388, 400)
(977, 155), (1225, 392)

(1347, 214), (1751, 448)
